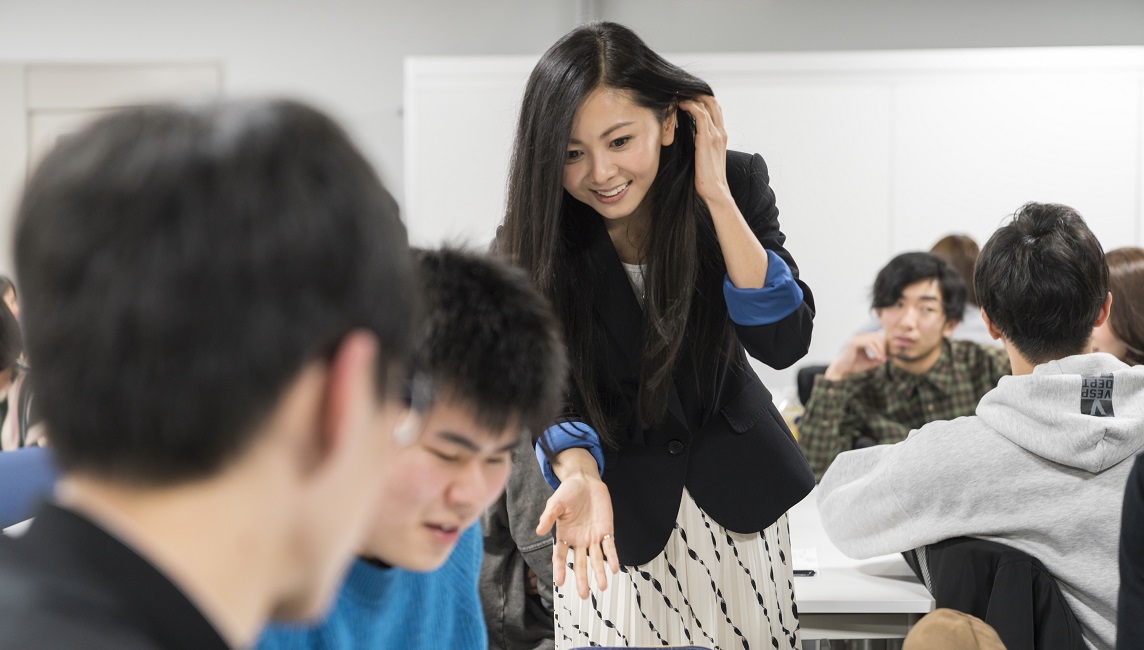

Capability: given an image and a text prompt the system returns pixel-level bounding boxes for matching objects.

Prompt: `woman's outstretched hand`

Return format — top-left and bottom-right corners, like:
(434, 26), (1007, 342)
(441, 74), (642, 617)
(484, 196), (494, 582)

(536, 470), (620, 599)
(678, 95), (732, 207)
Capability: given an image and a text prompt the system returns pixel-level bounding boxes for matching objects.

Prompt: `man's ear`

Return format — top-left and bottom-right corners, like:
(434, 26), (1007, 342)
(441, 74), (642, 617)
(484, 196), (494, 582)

(1094, 292), (1113, 328)
(981, 308), (1004, 341)
(313, 331), (381, 472)
(661, 107), (677, 147)
(941, 316), (961, 339)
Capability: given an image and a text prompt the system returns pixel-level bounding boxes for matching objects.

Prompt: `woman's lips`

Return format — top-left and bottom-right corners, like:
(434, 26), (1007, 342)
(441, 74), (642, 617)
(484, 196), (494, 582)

(592, 182), (630, 204)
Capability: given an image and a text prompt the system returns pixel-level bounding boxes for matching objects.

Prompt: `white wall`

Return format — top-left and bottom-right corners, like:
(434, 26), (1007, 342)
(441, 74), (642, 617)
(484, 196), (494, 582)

(2, 0), (1143, 205)
(2, 0), (1143, 393)
(606, 0), (1144, 52)
(0, 0), (577, 202)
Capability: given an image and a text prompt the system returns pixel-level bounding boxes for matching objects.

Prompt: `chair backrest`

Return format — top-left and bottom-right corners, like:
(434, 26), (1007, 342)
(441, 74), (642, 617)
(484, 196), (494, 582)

(796, 364), (828, 406)
(904, 537), (1087, 650)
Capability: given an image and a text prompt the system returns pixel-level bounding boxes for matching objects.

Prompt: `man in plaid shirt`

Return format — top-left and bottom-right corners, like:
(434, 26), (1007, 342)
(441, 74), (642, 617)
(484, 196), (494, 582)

(799, 252), (1010, 480)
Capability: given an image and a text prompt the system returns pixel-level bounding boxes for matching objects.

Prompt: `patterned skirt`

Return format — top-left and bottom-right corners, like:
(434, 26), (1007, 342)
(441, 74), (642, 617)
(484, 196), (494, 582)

(554, 489), (801, 650)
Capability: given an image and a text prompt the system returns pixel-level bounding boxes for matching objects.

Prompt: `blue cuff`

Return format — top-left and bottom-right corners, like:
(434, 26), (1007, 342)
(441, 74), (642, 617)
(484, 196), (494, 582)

(534, 421), (606, 490)
(723, 250), (805, 326)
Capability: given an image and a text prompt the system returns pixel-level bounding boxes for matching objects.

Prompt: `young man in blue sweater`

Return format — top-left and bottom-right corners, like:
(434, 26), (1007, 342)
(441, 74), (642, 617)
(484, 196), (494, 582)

(258, 247), (568, 649)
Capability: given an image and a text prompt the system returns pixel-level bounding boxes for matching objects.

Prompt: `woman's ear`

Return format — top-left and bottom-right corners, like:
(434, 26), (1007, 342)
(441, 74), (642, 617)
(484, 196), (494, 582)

(661, 106), (677, 147)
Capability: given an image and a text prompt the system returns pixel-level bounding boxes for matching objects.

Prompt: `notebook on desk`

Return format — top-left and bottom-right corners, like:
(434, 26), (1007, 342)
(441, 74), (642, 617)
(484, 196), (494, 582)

(794, 547), (819, 577)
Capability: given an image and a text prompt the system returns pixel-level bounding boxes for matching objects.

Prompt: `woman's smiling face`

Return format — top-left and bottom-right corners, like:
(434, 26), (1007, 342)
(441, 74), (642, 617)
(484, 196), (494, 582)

(562, 87), (675, 225)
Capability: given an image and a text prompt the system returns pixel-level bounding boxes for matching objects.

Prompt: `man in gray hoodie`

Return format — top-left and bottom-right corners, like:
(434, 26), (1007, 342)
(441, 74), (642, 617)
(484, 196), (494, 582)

(818, 202), (1144, 650)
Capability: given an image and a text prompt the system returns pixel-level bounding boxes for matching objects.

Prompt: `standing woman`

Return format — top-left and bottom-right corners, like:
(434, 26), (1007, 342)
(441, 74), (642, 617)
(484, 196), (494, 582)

(496, 22), (815, 649)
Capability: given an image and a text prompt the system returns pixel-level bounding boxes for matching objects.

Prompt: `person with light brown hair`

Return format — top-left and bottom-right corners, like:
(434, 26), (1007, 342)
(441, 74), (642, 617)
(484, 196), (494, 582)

(930, 234), (980, 307)
(929, 233), (1002, 346)
(1093, 246), (1144, 365)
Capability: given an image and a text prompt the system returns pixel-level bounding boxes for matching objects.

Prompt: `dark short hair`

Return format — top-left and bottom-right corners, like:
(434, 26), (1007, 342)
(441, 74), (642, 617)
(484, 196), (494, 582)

(15, 99), (416, 484)
(872, 252), (966, 322)
(412, 247), (566, 440)
(975, 202), (1107, 364)
(929, 234), (980, 306)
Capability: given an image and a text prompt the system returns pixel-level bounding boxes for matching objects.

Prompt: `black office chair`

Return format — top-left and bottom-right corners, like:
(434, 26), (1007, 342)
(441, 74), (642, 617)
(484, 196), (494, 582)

(903, 537), (1087, 650)
(796, 364), (828, 407)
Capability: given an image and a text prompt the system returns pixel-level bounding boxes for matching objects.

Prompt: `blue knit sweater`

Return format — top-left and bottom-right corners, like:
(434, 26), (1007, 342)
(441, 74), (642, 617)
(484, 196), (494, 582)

(257, 525), (487, 649)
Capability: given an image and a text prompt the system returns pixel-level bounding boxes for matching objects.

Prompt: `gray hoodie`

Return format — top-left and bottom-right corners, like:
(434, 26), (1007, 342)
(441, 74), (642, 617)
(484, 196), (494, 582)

(818, 353), (1144, 650)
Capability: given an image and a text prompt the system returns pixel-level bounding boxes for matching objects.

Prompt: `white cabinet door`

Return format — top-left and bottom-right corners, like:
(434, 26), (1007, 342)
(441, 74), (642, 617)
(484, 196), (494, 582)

(0, 63), (222, 274)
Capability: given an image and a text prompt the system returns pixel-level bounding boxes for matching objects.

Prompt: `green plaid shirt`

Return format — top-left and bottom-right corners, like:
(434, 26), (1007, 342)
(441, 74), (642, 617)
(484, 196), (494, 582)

(799, 339), (1010, 480)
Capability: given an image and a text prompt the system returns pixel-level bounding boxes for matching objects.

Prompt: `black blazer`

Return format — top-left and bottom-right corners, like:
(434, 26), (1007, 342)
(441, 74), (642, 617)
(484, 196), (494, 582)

(564, 150), (816, 565)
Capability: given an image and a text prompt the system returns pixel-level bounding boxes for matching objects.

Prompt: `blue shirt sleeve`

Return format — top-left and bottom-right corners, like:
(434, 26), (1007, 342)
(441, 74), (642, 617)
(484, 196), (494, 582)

(723, 249), (805, 326)
(534, 421), (606, 490)
(0, 447), (59, 528)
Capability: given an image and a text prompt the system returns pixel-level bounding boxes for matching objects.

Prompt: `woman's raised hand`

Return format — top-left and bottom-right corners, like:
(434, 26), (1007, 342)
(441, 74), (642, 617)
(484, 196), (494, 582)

(678, 95), (732, 207)
(536, 471), (621, 599)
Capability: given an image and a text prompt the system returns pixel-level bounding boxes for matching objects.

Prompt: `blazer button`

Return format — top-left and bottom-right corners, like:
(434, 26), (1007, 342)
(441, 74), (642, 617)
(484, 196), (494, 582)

(667, 439), (685, 455)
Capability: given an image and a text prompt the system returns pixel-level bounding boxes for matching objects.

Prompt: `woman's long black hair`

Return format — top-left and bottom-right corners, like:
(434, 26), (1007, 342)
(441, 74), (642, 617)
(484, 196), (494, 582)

(496, 22), (730, 448)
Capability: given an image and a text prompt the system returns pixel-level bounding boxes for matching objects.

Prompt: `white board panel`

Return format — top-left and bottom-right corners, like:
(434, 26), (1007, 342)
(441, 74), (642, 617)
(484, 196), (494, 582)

(893, 71), (1142, 253)
(711, 81), (894, 388)
(403, 57), (535, 248)
(404, 47), (1144, 394)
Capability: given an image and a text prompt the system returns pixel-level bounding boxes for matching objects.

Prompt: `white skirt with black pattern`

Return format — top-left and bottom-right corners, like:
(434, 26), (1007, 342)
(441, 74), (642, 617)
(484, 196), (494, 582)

(554, 488), (801, 650)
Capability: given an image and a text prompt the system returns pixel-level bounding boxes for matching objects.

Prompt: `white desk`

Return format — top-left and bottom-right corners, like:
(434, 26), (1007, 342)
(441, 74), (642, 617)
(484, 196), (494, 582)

(789, 489), (934, 640)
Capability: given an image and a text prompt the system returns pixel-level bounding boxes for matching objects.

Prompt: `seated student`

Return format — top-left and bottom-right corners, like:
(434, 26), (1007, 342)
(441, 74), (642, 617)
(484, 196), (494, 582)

(1093, 246), (1144, 366)
(258, 247), (566, 650)
(0, 275), (20, 321)
(1115, 249), (1144, 646)
(0, 307), (44, 450)
(818, 202), (1144, 650)
(799, 252), (1010, 479)
(480, 428), (557, 650)
(1119, 450), (1144, 648)
(0, 99), (418, 648)
(929, 234), (996, 347)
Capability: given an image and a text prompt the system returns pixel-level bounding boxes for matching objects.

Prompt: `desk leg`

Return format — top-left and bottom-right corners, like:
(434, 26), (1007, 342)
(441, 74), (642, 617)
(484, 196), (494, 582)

(799, 612), (922, 640)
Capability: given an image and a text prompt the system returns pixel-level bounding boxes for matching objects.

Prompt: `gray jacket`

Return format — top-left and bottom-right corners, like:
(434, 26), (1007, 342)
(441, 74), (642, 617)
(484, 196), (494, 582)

(481, 434), (555, 650)
(819, 353), (1144, 650)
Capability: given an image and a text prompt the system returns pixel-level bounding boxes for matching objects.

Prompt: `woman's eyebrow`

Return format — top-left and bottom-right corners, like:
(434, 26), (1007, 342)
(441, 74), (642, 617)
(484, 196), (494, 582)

(568, 121), (634, 145)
